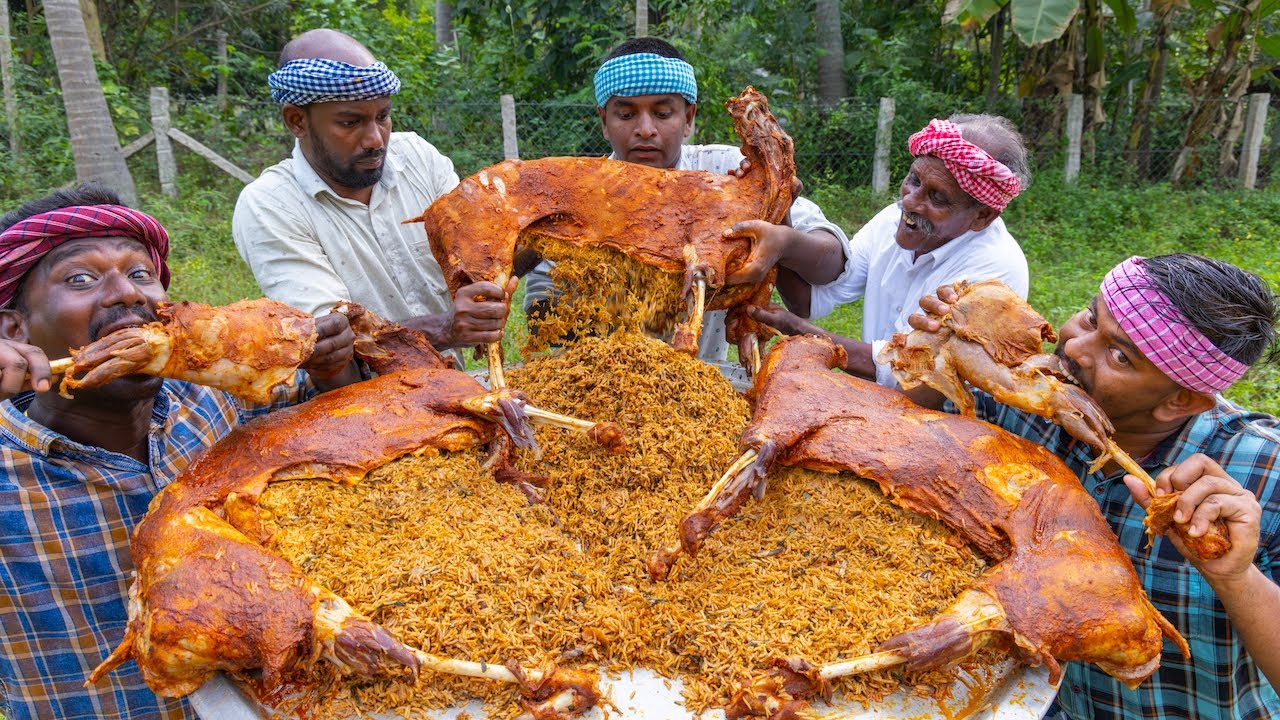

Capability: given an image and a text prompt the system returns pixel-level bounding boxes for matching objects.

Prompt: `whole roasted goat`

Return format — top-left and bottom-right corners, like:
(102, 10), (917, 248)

(878, 279), (1231, 560)
(84, 303), (614, 719)
(410, 86), (797, 381)
(647, 336), (1187, 719)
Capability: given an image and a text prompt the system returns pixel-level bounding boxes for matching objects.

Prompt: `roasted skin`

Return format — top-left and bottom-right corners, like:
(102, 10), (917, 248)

(878, 279), (1231, 559)
(412, 86), (796, 359)
(86, 307), (602, 718)
(60, 299), (316, 403)
(649, 336), (1187, 717)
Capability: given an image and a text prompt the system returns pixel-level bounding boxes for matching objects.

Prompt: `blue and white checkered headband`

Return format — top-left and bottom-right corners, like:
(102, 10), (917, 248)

(269, 58), (401, 105)
(593, 53), (698, 108)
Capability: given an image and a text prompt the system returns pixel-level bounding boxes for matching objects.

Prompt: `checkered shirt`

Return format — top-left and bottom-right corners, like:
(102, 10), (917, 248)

(967, 390), (1280, 720)
(592, 52), (698, 107)
(268, 58), (401, 106)
(0, 376), (312, 720)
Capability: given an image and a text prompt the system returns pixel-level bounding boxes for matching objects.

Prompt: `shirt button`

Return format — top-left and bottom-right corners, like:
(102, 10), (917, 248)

(1094, 485), (1105, 495)
(1072, 685), (1082, 693)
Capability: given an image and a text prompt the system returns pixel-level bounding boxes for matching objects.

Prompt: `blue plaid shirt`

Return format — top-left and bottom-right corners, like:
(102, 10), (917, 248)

(0, 376), (311, 720)
(969, 390), (1280, 720)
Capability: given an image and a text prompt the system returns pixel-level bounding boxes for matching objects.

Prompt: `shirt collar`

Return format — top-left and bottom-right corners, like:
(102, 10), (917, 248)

(290, 139), (400, 204)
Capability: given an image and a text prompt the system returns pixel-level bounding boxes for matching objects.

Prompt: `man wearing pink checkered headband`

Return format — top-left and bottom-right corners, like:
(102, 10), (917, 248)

(914, 253), (1280, 720)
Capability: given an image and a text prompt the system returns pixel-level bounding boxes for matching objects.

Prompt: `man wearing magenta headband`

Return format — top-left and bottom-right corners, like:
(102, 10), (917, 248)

(755, 115), (1031, 387)
(234, 29), (513, 368)
(523, 37), (849, 361)
(920, 254), (1280, 720)
(0, 184), (359, 720)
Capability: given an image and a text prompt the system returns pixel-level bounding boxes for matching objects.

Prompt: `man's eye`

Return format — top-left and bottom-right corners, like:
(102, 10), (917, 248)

(130, 268), (154, 280)
(339, 120), (358, 128)
(930, 192), (948, 205)
(1110, 347), (1131, 366)
(67, 273), (94, 285)
(657, 111), (673, 119)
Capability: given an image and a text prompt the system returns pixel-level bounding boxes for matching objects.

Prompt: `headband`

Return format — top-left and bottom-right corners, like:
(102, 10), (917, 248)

(907, 118), (1022, 211)
(269, 58), (401, 106)
(593, 53), (698, 108)
(1101, 256), (1249, 395)
(0, 205), (171, 307)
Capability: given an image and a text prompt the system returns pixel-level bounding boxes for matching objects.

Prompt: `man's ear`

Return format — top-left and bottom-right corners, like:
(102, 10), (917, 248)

(684, 102), (698, 139)
(0, 309), (29, 344)
(1151, 388), (1215, 424)
(282, 104), (309, 140)
(597, 105), (608, 138)
(967, 205), (1000, 233)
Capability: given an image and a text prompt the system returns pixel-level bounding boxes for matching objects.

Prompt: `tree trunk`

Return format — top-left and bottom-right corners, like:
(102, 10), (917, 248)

(1127, 4), (1173, 179)
(815, 0), (846, 107)
(1081, 0), (1105, 165)
(435, 0), (454, 51)
(44, 0), (137, 204)
(79, 0), (106, 62)
(1, 3), (18, 158)
(986, 5), (1006, 110)
(1215, 39), (1257, 179)
(1170, 0), (1261, 185)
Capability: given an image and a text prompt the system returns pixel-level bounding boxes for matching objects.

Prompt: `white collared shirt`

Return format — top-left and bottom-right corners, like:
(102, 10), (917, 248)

(523, 143), (849, 362)
(232, 132), (459, 325)
(809, 202), (1029, 386)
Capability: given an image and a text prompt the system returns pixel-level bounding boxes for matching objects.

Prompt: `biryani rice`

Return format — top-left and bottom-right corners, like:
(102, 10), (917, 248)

(258, 332), (998, 718)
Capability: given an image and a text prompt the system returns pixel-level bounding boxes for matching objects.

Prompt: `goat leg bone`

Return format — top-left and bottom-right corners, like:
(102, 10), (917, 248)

(48, 357), (74, 376)
(647, 444), (774, 580)
(463, 393), (627, 454)
(401, 651), (599, 719)
(674, 246), (708, 355)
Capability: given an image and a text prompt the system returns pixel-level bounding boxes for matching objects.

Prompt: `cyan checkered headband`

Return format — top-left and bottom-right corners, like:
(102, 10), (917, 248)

(593, 53), (698, 108)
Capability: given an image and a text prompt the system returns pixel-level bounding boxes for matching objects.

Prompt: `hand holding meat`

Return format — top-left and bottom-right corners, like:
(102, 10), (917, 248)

(445, 277), (517, 347)
(0, 338), (52, 397)
(724, 220), (800, 285)
(1126, 454), (1258, 575)
(299, 311), (355, 379)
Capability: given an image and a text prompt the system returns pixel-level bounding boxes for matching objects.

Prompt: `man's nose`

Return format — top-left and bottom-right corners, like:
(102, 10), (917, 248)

(101, 271), (147, 307)
(361, 120), (385, 150)
(634, 113), (658, 137)
(1062, 332), (1092, 369)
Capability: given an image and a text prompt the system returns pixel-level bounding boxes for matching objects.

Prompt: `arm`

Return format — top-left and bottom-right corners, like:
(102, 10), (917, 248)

(400, 278), (518, 350)
(1124, 455), (1280, 687)
(747, 305), (876, 380)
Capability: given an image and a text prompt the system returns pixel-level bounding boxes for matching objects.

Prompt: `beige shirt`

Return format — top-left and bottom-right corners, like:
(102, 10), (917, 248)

(232, 131), (459, 326)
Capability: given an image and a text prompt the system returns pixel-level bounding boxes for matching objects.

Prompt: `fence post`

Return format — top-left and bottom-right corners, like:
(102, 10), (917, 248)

(150, 87), (178, 197)
(215, 30), (228, 114)
(635, 0), (648, 36)
(1238, 92), (1269, 189)
(500, 93), (519, 161)
(872, 97), (895, 193)
(0, 6), (17, 159)
(1065, 93), (1083, 183)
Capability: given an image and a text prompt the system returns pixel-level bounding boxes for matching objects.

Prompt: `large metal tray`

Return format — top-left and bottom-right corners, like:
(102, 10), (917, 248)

(186, 358), (1059, 719)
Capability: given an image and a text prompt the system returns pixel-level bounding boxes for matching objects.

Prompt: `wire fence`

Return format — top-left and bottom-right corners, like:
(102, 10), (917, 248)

(0, 90), (1274, 196)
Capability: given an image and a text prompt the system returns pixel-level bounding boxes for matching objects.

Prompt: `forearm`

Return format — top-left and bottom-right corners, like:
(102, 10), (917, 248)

(400, 312), (455, 349)
(775, 267), (813, 317)
(311, 362), (365, 393)
(778, 229), (845, 286)
(1208, 565), (1280, 686)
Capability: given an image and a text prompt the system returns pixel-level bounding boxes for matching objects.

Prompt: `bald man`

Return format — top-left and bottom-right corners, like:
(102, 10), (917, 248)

(233, 29), (513, 367)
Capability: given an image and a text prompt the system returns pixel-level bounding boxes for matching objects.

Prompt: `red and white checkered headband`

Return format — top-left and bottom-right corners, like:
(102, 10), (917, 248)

(907, 118), (1022, 211)
(0, 205), (171, 308)
(1101, 256), (1248, 395)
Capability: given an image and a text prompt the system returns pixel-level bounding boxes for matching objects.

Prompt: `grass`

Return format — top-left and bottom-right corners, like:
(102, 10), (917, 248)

(26, 168), (1277, 415)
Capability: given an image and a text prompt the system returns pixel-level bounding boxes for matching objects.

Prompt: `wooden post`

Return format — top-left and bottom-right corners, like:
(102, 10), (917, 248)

(500, 93), (518, 161)
(1238, 92), (1269, 189)
(1065, 93), (1083, 183)
(215, 30), (228, 114)
(872, 97), (895, 193)
(0, 5), (18, 159)
(635, 0), (648, 37)
(150, 86), (178, 197)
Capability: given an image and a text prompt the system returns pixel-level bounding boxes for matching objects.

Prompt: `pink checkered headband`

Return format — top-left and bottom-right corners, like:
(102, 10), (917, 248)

(1101, 257), (1249, 395)
(0, 205), (171, 308)
(907, 118), (1022, 212)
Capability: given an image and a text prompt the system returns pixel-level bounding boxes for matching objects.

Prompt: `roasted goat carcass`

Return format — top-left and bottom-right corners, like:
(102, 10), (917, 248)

(56, 298), (316, 403)
(878, 279), (1230, 560)
(645, 336), (1188, 718)
(86, 305), (613, 719)
(410, 86), (797, 382)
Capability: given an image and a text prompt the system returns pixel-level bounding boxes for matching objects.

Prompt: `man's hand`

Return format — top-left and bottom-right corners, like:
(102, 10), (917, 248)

(302, 312), (356, 379)
(444, 277), (518, 347)
(0, 339), (53, 399)
(725, 220), (804, 285)
(730, 159), (804, 198)
(1124, 454), (1261, 581)
(906, 284), (960, 333)
(748, 304), (826, 337)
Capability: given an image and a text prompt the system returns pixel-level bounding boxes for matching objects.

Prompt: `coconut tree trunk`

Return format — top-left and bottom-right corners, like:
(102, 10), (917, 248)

(1127, 3), (1173, 179)
(79, 0), (105, 62)
(44, 0), (137, 204)
(986, 5), (1006, 110)
(435, 0), (454, 51)
(1, 4), (18, 159)
(816, 0), (846, 108)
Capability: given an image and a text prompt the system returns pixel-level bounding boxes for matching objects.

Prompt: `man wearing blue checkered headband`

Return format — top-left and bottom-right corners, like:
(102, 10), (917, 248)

(233, 29), (510, 368)
(524, 38), (850, 362)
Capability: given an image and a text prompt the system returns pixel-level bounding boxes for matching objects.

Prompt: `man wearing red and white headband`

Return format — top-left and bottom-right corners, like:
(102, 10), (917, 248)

(753, 114), (1030, 386)
(0, 184), (360, 720)
(916, 253), (1280, 720)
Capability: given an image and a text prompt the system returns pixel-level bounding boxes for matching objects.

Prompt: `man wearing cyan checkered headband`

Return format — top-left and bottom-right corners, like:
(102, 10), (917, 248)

(523, 37), (850, 363)
(233, 29), (511, 368)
